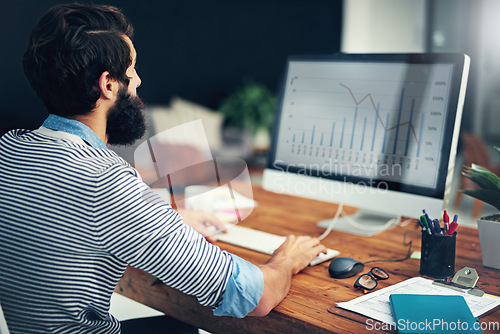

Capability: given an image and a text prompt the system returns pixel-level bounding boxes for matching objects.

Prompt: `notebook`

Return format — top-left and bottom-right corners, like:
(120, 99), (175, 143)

(389, 294), (482, 334)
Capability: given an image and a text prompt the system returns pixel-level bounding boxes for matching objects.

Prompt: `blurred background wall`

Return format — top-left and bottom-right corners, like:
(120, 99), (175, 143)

(1, 0), (499, 141)
(0, 0), (343, 135)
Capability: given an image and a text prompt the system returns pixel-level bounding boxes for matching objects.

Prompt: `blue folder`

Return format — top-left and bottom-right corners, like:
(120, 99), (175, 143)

(389, 294), (482, 334)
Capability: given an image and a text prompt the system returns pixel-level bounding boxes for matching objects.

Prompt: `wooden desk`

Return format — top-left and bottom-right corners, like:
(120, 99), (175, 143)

(115, 186), (500, 333)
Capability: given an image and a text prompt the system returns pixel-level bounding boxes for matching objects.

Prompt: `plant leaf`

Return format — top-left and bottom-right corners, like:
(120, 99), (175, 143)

(463, 164), (500, 192)
(462, 188), (500, 212)
(218, 81), (275, 132)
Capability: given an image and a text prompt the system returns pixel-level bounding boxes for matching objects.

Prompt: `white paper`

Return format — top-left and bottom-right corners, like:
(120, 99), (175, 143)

(336, 277), (500, 324)
(184, 185), (257, 212)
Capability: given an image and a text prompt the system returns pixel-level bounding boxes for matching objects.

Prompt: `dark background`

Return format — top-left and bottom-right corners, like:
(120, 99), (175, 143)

(0, 0), (343, 135)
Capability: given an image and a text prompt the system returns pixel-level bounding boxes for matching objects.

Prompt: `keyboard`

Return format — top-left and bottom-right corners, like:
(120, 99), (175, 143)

(214, 224), (339, 266)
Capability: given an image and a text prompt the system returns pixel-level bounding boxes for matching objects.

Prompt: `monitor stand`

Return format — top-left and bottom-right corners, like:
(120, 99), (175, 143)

(317, 210), (398, 237)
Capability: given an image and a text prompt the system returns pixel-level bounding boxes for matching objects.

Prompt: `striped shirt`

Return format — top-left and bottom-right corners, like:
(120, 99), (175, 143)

(0, 115), (263, 333)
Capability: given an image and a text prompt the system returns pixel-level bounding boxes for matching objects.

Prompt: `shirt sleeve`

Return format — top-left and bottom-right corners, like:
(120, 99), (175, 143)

(213, 254), (264, 318)
(93, 164), (264, 316)
(93, 164), (232, 307)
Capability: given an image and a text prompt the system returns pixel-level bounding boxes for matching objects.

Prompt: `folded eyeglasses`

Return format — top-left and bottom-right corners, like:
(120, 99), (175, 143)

(354, 267), (389, 293)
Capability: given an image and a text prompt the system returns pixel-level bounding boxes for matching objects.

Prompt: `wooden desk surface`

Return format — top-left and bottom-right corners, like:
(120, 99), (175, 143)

(115, 186), (500, 333)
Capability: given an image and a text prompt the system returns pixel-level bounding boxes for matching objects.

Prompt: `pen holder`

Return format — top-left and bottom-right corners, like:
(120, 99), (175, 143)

(420, 230), (456, 279)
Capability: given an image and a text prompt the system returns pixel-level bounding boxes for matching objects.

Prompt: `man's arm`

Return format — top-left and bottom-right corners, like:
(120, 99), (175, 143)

(176, 209), (227, 243)
(177, 209), (327, 316)
(249, 235), (326, 316)
(175, 209), (326, 316)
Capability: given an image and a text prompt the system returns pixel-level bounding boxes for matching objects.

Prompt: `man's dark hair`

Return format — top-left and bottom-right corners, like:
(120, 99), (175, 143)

(23, 3), (134, 117)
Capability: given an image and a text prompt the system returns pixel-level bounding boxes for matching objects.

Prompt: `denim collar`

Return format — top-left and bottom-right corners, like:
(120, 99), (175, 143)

(42, 114), (108, 150)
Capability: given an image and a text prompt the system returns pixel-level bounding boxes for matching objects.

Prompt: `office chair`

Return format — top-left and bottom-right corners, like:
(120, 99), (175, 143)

(453, 133), (500, 218)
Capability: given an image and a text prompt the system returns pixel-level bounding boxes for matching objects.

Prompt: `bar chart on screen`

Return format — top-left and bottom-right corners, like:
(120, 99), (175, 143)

(275, 61), (454, 188)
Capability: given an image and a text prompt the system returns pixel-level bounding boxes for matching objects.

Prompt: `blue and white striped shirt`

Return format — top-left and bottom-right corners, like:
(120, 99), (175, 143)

(0, 115), (263, 333)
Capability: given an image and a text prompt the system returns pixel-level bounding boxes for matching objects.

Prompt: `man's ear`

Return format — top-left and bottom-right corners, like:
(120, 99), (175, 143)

(97, 71), (119, 100)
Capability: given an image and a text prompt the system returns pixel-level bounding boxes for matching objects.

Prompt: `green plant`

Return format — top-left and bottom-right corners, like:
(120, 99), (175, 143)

(218, 81), (276, 134)
(462, 146), (500, 212)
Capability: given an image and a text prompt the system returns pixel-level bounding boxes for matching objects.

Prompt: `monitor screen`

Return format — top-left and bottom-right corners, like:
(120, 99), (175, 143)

(263, 53), (470, 235)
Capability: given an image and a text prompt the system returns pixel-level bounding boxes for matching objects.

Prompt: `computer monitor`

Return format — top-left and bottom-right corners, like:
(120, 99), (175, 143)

(263, 53), (470, 236)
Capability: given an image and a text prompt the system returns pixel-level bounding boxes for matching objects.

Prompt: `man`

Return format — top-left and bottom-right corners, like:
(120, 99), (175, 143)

(0, 4), (326, 333)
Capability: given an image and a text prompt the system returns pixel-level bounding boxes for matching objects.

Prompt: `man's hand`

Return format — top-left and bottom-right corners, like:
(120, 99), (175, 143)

(249, 235), (326, 316)
(270, 235), (327, 275)
(177, 209), (227, 243)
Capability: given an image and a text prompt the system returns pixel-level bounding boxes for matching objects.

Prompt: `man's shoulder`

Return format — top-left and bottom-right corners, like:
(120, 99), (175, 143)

(63, 145), (137, 180)
(0, 128), (40, 151)
(0, 128), (31, 140)
(1, 127), (136, 177)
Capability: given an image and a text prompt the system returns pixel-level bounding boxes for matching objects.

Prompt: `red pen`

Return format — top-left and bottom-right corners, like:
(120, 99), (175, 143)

(446, 214), (458, 235)
(443, 210), (450, 233)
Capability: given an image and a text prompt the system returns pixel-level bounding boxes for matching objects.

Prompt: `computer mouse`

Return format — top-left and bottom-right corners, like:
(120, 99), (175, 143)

(328, 257), (364, 279)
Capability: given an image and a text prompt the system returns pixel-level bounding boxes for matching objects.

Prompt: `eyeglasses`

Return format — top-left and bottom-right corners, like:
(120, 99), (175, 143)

(354, 267), (389, 292)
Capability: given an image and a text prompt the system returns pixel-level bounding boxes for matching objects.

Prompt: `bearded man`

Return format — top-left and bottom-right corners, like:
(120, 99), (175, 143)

(0, 4), (325, 333)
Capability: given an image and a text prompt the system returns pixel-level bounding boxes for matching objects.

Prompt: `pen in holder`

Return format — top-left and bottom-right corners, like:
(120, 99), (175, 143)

(420, 230), (456, 279)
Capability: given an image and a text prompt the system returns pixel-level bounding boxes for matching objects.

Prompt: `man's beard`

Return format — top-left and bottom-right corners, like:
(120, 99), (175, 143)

(106, 86), (146, 146)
